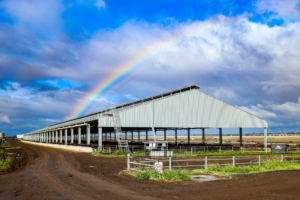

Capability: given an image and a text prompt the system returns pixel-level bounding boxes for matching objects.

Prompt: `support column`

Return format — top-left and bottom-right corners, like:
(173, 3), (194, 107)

(65, 129), (68, 145)
(264, 127), (267, 151)
(202, 128), (205, 144)
(60, 130), (62, 143)
(131, 130), (133, 142)
(105, 132), (107, 141)
(78, 127), (81, 144)
(164, 129), (166, 141)
(71, 128), (74, 144)
(87, 125), (90, 145)
(46, 132), (48, 143)
(114, 131), (116, 142)
(146, 130), (148, 142)
(239, 128), (242, 146)
(188, 128), (190, 145)
(175, 128), (177, 145)
(98, 127), (102, 150)
(55, 131), (58, 143)
(219, 128), (222, 146)
(52, 131), (54, 143)
(138, 130), (140, 143)
(125, 131), (127, 140)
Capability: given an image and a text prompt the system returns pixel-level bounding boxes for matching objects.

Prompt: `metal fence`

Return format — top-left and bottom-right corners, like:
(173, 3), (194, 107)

(127, 154), (300, 171)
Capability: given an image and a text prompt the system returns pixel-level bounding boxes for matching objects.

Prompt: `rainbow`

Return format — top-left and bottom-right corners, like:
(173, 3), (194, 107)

(67, 18), (241, 119)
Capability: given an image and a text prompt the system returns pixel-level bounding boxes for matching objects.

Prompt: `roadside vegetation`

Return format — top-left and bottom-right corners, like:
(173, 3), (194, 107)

(125, 159), (300, 181)
(193, 159), (300, 176)
(92, 149), (147, 157)
(0, 139), (13, 170)
(126, 169), (191, 181)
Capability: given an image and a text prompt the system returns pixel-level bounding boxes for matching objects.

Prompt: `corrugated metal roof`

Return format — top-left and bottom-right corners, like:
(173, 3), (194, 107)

(48, 84), (200, 127)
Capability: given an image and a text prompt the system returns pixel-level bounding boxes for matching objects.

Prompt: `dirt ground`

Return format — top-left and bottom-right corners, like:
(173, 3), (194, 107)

(1, 141), (300, 199)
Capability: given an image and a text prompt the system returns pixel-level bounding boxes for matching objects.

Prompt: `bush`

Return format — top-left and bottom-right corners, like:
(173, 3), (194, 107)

(130, 169), (191, 181)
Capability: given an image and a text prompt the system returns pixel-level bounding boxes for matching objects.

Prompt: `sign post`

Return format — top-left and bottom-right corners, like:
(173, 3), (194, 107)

(271, 144), (287, 154)
(154, 162), (163, 173)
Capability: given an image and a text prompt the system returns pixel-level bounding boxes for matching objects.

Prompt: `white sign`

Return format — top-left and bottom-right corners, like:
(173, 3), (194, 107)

(154, 162), (163, 173)
(275, 146), (282, 150)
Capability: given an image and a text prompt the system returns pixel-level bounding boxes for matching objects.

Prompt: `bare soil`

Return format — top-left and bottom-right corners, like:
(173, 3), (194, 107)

(1, 141), (300, 199)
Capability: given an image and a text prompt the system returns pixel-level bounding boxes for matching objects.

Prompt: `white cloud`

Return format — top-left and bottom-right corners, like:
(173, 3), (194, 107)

(94, 0), (105, 9)
(239, 104), (277, 118)
(211, 87), (239, 100)
(0, 0), (63, 29)
(255, 0), (300, 17)
(269, 97), (300, 117)
(0, 115), (11, 123)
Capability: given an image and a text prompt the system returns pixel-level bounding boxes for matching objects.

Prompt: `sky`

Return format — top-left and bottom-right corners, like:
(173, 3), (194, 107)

(1, 0), (300, 136)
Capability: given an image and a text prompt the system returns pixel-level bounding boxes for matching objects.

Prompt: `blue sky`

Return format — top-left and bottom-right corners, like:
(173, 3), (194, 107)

(1, 0), (300, 136)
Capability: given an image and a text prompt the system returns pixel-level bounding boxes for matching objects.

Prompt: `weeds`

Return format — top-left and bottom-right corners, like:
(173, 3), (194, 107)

(129, 169), (191, 181)
(92, 150), (148, 157)
(192, 159), (300, 176)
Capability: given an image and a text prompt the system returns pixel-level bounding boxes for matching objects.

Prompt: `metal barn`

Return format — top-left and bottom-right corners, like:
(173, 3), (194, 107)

(23, 85), (268, 150)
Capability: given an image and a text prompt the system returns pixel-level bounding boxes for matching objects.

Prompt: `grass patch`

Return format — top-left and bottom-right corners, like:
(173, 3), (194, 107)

(0, 158), (12, 170)
(92, 149), (147, 157)
(192, 159), (300, 176)
(128, 169), (191, 181)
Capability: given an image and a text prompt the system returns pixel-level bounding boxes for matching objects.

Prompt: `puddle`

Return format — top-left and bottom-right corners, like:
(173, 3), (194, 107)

(190, 175), (220, 182)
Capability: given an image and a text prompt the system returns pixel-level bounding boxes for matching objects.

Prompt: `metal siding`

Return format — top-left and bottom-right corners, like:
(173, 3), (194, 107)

(107, 89), (268, 128)
(25, 88), (268, 136)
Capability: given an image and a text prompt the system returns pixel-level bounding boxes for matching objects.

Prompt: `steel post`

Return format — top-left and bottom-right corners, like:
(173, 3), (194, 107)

(164, 128), (166, 141)
(169, 157), (172, 171)
(175, 128), (177, 145)
(65, 129), (67, 145)
(78, 126), (81, 144)
(202, 128), (205, 144)
(219, 128), (222, 146)
(71, 128), (74, 144)
(60, 130), (62, 143)
(98, 126), (102, 150)
(87, 125), (90, 145)
(138, 130), (140, 143)
(188, 128), (190, 145)
(264, 128), (267, 152)
(205, 156), (207, 169)
(55, 131), (58, 143)
(239, 128), (243, 146)
(233, 155), (235, 167)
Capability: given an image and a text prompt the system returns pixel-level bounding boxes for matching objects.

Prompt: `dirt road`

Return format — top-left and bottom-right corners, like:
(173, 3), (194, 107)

(1, 141), (300, 199)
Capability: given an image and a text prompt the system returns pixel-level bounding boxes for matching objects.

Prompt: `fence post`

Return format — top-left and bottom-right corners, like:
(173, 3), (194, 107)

(109, 147), (111, 154)
(233, 155), (235, 167)
(259, 155), (261, 166)
(169, 157), (172, 171)
(191, 147), (193, 154)
(205, 156), (208, 169)
(127, 153), (130, 171)
(281, 154), (283, 162)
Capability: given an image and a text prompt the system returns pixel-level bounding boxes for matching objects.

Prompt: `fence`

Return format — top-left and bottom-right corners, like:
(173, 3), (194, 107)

(127, 154), (300, 171)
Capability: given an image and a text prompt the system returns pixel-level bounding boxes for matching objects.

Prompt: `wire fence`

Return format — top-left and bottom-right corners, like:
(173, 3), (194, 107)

(128, 154), (300, 171)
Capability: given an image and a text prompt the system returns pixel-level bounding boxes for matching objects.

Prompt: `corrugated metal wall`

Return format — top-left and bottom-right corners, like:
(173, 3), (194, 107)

(99, 89), (268, 128)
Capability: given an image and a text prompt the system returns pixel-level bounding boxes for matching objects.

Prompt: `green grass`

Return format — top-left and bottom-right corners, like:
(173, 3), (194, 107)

(192, 159), (300, 176)
(128, 169), (191, 181)
(92, 149), (148, 157)
(0, 158), (12, 170)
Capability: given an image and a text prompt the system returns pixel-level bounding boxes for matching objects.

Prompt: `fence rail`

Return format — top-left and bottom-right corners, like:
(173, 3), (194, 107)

(128, 154), (300, 171)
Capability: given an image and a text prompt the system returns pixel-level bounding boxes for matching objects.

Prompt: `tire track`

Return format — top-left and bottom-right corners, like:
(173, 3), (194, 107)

(57, 153), (157, 200)
(31, 148), (94, 200)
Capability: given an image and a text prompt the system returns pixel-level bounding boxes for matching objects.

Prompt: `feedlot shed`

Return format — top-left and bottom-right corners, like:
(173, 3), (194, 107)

(23, 85), (269, 150)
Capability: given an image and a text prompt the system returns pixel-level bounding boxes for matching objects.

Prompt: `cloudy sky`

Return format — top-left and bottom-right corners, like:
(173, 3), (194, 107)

(1, 0), (300, 136)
